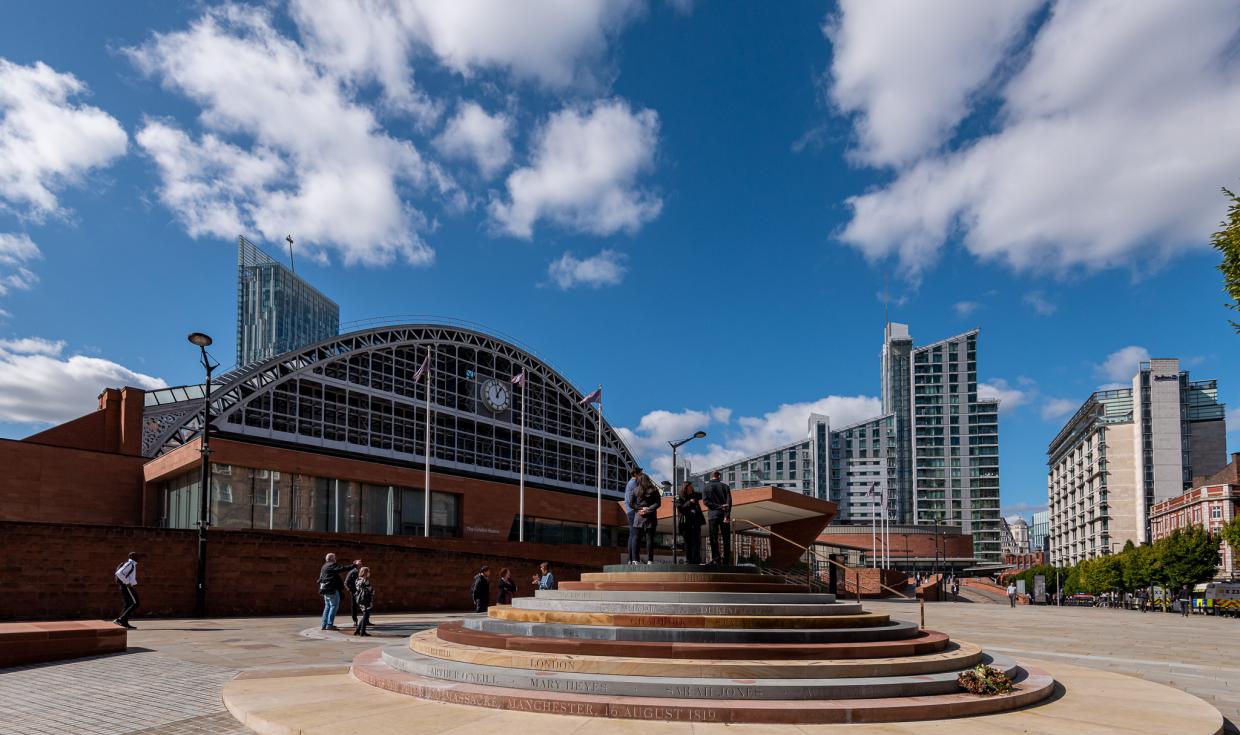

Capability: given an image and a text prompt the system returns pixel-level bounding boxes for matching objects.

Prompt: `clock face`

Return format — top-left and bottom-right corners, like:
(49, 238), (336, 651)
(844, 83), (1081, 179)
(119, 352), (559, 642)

(480, 378), (510, 413)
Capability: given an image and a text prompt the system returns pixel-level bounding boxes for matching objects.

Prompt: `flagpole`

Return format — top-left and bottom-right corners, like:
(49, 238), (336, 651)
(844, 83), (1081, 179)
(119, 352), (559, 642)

(596, 389), (603, 547)
(518, 373), (526, 543)
(424, 345), (433, 538)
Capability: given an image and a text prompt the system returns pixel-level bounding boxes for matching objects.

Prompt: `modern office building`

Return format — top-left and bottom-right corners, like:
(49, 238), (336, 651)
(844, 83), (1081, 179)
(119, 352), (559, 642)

(236, 236), (340, 368)
(1030, 510), (1050, 555)
(1047, 358), (1227, 566)
(693, 323), (1002, 562)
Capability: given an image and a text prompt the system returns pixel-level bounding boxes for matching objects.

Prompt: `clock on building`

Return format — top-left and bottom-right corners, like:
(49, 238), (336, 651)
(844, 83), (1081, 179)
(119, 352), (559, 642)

(480, 377), (511, 413)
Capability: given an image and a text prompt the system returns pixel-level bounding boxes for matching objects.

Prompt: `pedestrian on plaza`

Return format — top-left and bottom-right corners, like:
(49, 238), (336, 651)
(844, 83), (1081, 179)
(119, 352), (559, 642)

(629, 475), (662, 564)
(1006, 581), (1018, 608)
(1180, 585), (1191, 617)
(344, 560), (363, 626)
(497, 568), (517, 605)
(352, 567), (374, 637)
(318, 553), (359, 631)
(624, 467), (643, 530)
(471, 565), (491, 613)
(112, 552), (140, 629)
(677, 482), (706, 565)
(1138, 587), (1148, 613)
(951, 580), (960, 602)
(702, 471), (733, 565)
(538, 562), (557, 590)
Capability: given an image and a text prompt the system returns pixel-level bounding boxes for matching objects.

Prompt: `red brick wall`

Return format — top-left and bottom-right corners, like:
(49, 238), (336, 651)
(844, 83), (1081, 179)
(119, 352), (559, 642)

(817, 530), (973, 560)
(0, 440), (146, 526)
(840, 567), (907, 598)
(0, 521), (621, 621)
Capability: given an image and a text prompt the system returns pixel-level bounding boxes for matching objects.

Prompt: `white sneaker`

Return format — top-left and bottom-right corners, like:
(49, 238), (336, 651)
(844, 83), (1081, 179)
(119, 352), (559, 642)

(645, 561), (653, 565)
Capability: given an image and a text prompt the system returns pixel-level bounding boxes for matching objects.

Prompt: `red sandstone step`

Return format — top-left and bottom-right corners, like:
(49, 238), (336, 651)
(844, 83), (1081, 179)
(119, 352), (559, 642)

(559, 581), (807, 593)
(350, 646), (1057, 724)
(434, 621), (952, 660)
(0, 621), (126, 668)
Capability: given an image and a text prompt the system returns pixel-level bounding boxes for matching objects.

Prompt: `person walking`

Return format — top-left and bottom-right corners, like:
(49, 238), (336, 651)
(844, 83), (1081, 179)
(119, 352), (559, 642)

(702, 471), (733, 565)
(629, 475), (662, 564)
(1006, 581), (1017, 608)
(497, 568), (517, 605)
(344, 561), (363, 627)
(1180, 585), (1191, 617)
(1138, 587), (1148, 613)
(318, 553), (359, 631)
(471, 566), (491, 613)
(538, 562), (557, 590)
(951, 580), (960, 602)
(113, 552), (140, 629)
(352, 567), (374, 637)
(677, 482), (706, 565)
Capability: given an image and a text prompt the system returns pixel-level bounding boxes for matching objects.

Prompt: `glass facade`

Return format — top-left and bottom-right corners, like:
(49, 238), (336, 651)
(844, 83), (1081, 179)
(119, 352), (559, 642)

(236, 236), (340, 368)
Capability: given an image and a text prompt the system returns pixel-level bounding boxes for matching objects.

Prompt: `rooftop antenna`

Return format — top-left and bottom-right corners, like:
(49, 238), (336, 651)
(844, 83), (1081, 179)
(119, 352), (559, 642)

(285, 234), (295, 273)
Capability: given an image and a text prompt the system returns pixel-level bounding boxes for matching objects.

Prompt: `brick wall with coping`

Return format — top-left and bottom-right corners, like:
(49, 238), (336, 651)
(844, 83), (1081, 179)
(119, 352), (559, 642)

(0, 521), (620, 621)
(839, 567), (907, 598)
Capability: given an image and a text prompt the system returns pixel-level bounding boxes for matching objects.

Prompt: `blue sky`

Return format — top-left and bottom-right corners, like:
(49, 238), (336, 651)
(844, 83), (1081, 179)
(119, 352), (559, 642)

(0, 1), (1237, 519)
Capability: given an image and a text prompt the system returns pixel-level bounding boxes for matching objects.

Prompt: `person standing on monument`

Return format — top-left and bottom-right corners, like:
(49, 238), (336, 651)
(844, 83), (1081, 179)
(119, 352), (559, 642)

(677, 482), (706, 565)
(702, 471), (733, 565)
(630, 475), (662, 564)
(624, 467), (643, 530)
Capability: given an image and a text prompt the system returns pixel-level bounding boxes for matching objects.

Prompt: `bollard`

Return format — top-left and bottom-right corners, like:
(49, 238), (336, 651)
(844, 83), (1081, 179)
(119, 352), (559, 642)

(920, 598), (925, 630)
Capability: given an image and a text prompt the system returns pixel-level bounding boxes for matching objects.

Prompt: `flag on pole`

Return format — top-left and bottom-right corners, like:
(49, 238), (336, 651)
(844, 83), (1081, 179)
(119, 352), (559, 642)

(511, 369), (526, 387)
(411, 354), (430, 382)
(579, 386), (602, 405)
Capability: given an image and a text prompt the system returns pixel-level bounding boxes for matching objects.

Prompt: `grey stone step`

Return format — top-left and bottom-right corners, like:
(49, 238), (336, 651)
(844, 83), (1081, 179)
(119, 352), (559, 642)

(533, 590), (838, 604)
(511, 598), (865, 616)
(603, 563), (759, 574)
(381, 645), (1018, 700)
(462, 617), (922, 643)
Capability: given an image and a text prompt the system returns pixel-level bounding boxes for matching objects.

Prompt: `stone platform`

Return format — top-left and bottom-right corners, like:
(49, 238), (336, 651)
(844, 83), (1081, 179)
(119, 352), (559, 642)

(0, 620), (126, 668)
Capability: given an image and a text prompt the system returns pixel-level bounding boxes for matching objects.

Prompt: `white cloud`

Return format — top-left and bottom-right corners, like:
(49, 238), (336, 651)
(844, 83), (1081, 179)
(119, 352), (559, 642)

(0, 59), (128, 218)
(1023, 291), (1056, 316)
(620, 394), (882, 481)
(978, 378), (1027, 414)
(1041, 397), (1078, 421)
(1096, 345), (1150, 383)
(835, 2), (1240, 276)
(0, 233), (40, 296)
(490, 99), (661, 238)
(0, 338), (166, 424)
(1001, 501), (1047, 517)
(129, 5), (457, 267)
(953, 300), (980, 317)
(434, 102), (513, 179)
(826, 0), (1040, 167)
(292, 0), (642, 91)
(546, 249), (627, 289)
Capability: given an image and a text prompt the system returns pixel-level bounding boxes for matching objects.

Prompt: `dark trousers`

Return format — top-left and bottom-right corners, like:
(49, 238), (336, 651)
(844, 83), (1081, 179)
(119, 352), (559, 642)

(117, 582), (139, 624)
(628, 525), (655, 562)
(473, 598), (488, 613)
(708, 518), (731, 564)
(356, 607), (371, 634)
(345, 589), (358, 624)
(682, 523), (703, 564)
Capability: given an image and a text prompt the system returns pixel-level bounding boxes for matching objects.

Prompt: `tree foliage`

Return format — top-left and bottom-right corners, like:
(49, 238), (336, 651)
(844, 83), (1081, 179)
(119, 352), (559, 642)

(1154, 526), (1221, 591)
(1212, 187), (1240, 331)
(1220, 515), (1240, 561)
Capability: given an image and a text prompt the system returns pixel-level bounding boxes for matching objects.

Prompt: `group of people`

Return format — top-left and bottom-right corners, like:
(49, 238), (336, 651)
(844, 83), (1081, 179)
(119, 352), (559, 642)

(469, 562), (556, 613)
(318, 554), (375, 635)
(624, 468), (733, 565)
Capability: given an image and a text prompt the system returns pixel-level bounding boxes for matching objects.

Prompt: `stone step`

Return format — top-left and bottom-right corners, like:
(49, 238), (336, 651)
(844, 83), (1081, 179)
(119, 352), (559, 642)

(488, 605), (891, 630)
(436, 620), (952, 660)
(533, 590), (838, 604)
(603, 563), (757, 574)
(408, 629), (984, 679)
(462, 617), (922, 643)
(580, 572), (765, 583)
(511, 598), (864, 617)
(379, 644), (1019, 700)
(560, 581), (807, 593)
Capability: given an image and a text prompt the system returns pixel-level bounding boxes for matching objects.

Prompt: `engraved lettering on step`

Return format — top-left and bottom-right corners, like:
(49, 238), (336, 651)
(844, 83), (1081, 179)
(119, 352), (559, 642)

(668, 685), (759, 698)
(530, 657), (575, 671)
(426, 666), (498, 685)
(529, 677), (605, 693)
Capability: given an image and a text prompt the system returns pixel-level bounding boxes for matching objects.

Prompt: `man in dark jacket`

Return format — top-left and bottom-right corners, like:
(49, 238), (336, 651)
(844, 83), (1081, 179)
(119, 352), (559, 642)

(702, 471), (733, 565)
(471, 566), (492, 613)
(344, 562), (363, 625)
(318, 554), (359, 631)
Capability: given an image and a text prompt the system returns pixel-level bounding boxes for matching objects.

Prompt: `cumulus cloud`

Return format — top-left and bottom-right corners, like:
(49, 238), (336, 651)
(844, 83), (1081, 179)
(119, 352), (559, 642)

(1041, 397), (1078, 421)
(491, 99), (661, 238)
(1095, 345), (1150, 383)
(826, 0), (1040, 167)
(833, 2), (1240, 276)
(0, 338), (166, 425)
(546, 249), (627, 289)
(434, 102), (513, 178)
(291, 0), (642, 91)
(1023, 291), (1056, 316)
(129, 5), (457, 267)
(620, 395), (882, 481)
(0, 58), (127, 218)
(953, 300), (980, 317)
(1001, 501), (1047, 517)
(978, 378), (1027, 414)
(0, 233), (40, 297)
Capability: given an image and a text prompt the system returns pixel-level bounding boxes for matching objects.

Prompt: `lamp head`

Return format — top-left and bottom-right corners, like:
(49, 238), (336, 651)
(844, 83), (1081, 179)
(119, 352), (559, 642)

(693, 431), (706, 439)
(187, 332), (213, 348)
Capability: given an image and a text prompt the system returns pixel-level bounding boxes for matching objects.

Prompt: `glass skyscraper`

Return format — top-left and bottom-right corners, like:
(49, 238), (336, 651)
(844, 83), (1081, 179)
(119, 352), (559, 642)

(236, 236), (340, 368)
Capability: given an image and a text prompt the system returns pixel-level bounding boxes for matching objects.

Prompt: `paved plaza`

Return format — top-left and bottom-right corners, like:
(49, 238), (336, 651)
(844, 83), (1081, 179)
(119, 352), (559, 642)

(0, 602), (1236, 734)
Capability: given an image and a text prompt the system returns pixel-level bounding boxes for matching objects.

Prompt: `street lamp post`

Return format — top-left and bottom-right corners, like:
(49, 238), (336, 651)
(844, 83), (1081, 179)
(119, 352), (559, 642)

(188, 332), (218, 619)
(669, 431), (707, 564)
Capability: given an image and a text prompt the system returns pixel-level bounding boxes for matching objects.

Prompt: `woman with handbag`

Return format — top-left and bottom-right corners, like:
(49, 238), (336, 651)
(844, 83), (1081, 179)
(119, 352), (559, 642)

(352, 567), (374, 637)
(629, 475), (662, 564)
(677, 482), (706, 565)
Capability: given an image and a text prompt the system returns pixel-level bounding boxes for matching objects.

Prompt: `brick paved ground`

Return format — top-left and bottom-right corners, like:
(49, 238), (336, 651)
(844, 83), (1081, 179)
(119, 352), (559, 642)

(0, 605), (1236, 734)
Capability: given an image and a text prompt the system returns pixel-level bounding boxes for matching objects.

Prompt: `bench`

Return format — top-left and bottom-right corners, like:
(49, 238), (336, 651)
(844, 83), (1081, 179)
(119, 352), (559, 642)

(0, 621), (127, 668)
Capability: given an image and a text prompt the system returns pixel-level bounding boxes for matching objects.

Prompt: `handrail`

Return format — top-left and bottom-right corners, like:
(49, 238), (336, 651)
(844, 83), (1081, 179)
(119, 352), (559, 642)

(734, 519), (912, 600)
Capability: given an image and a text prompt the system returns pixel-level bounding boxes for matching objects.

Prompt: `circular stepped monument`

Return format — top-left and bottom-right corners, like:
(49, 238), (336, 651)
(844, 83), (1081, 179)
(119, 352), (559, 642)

(222, 563), (1226, 733)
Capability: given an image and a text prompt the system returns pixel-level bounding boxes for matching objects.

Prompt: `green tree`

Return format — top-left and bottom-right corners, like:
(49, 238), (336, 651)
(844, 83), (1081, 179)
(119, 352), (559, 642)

(1212, 187), (1240, 331)
(1121, 543), (1156, 591)
(1156, 527), (1221, 591)
(1220, 515), (1240, 562)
